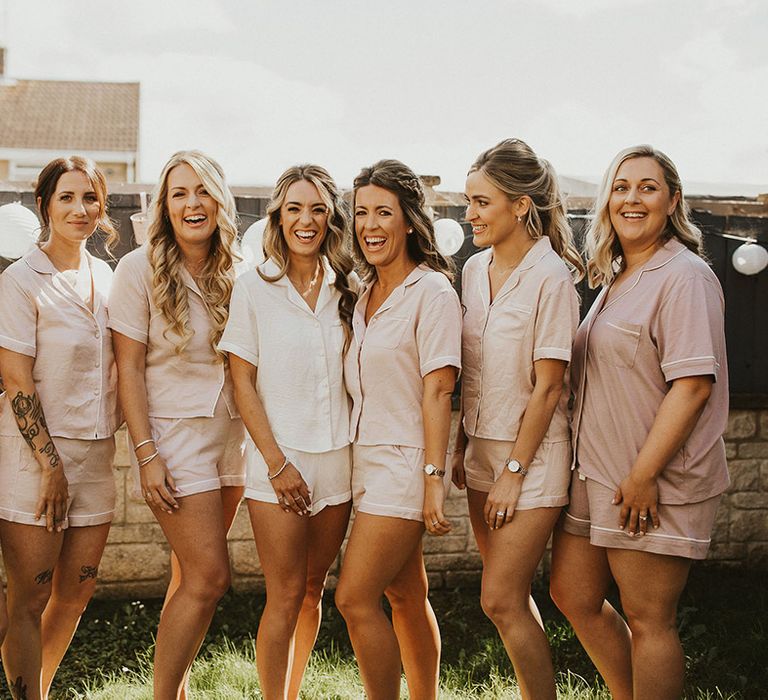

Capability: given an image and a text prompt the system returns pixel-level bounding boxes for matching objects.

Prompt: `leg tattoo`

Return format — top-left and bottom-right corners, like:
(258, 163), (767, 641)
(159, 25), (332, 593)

(34, 568), (53, 585)
(10, 675), (28, 699)
(79, 565), (98, 583)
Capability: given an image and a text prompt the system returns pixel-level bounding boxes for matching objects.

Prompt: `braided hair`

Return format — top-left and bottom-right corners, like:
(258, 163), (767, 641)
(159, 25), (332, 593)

(352, 159), (454, 284)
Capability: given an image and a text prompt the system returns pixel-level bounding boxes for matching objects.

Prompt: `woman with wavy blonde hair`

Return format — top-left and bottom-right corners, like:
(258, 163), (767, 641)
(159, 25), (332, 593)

(550, 145), (728, 699)
(451, 138), (582, 699)
(220, 164), (357, 699)
(109, 150), (246, 699)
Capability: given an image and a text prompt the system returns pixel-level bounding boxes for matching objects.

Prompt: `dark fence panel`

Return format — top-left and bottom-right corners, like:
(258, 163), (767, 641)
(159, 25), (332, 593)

(3, 193), (767, 400)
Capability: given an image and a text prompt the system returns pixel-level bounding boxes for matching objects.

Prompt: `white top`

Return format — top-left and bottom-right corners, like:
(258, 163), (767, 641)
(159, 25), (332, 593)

(219, 257), (351, 453)
(0, 247), (120, 439)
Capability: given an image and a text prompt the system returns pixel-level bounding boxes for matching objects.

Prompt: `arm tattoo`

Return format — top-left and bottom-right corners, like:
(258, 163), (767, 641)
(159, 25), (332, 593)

(79, 565), (98, 582)
(10, 391), (60, 469)
(34, 568), (53, 585)
(10, 675), (28, 699)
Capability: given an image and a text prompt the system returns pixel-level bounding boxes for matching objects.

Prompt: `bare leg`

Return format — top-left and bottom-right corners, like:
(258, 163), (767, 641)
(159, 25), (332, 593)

(335, 513), (426, 700)
(608, 548), (691, 700)
(0, 522), (63, 700)
(151, 492), (232, 700)
(385, 541), (440, 700)
(248, 500), (311, 700)
(287, 501), (351, 700)
(169, 485), (242, 700)
(0, 586), (7, 647)
(550, 526), (632, 700)
(40, 523), (110, 697)
(475, 505), (561, 700)
(466, 488), (491, 559)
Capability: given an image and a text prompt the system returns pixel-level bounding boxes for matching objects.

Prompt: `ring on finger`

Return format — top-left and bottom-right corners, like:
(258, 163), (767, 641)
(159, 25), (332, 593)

(496, 510), (506, 517)
(639, 514), (648, 521)
(431, 521), (439, 526)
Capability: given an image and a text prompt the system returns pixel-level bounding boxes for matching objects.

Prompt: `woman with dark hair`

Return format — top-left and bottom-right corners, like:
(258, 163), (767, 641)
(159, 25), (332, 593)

(550, 145), (729, 699)
(335, 159), (462, 700)
(453, 138), (583, 699)
(219, 164), (357, 699)
(0, 156), (120, 699)
(109, 150), (246, 699)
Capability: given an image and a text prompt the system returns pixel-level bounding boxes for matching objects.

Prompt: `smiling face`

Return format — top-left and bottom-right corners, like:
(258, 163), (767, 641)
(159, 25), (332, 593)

(279, 179), (328, 263)
(42, 170), (101, 245)
(165, 162), (219, 248)
(464, 169), (526, 249)
(609, 156), (680, 256)
(354, 184), (412, 270)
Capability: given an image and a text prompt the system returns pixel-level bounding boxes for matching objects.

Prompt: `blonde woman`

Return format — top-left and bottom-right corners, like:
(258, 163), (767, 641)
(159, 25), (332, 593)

(109, 151), (246, 700)
(335, 160), (462, 700)
(0, 156), (120, 700)
(550, 146), (729, 700)
(451, 139), (582, 700)
(219, 164), (356, 699)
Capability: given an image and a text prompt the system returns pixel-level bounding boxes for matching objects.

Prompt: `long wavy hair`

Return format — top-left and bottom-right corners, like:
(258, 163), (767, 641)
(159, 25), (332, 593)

(259, 164), (357, 346)
(352, 159), (454, 284)
(146, 150), (239, 358)
(469, 138), (585, 280)
(585, 144), (703, 288)
(35, 155), (118, 252)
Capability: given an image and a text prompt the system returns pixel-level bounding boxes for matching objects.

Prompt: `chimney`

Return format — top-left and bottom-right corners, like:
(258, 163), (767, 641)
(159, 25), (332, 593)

(0, 47), (5, 77)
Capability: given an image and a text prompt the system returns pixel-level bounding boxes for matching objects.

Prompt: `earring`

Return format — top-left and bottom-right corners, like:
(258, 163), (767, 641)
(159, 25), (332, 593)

(517, 216), (522, 223)
(407, 228), (413, 234)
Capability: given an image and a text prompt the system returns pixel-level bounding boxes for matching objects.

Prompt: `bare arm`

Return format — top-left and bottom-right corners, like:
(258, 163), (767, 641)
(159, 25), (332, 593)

(111, 331), (178, 512)
(229, 353), (310, 515)
(616, 375), (713, 535)
(485, 358), (567, 529)
(451, 400), (467, 490)
(422, 365), (458, 535)
(0, 348), (68, 531)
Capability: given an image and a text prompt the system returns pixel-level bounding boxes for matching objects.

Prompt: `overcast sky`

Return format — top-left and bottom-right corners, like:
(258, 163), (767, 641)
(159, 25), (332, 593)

(2, 0), (766, 191)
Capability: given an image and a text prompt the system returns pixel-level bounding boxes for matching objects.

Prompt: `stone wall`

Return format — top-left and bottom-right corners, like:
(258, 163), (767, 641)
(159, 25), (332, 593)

(92, 407), (768, 599)
(712, 408), (768, 569)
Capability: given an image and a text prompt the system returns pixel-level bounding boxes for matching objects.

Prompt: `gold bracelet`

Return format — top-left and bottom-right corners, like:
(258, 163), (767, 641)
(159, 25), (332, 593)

(138, 450), (159, 468)
(267, 456), (289, 481)
(134, 438), (155, 453)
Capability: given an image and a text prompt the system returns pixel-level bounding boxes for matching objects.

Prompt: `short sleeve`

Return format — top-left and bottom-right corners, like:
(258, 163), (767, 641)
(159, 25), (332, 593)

(653, 273), (724, 383)
(218, 276), (259, 367)
(533, 278), (578, 362)
(107, 253), (151, 344)
(0, 270), (37, 357)
(417, 286), (462, 377)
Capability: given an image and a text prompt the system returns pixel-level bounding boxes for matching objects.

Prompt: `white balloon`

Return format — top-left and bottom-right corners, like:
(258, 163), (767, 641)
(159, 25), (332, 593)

(240, 218), (268, 268)
(0, 202), (39, 258)
(434, 218), (465, 256)
(732, 242), (768, 276)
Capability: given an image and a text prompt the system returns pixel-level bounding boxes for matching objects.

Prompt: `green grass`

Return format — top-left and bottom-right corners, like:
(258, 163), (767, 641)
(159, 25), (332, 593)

(18, 566), (766, 698)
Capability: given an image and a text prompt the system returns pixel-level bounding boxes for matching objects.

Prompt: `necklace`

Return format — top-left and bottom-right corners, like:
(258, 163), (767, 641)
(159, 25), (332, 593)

(289, 261), (321, 298)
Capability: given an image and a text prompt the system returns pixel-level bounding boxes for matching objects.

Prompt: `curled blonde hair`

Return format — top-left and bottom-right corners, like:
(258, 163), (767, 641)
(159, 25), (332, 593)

(469, 138), (584, 280)
(146, 150), (238, 358)
(352, 159), (454, 284)
(259, 164), (357, 345)
(585, 144), (703, 288)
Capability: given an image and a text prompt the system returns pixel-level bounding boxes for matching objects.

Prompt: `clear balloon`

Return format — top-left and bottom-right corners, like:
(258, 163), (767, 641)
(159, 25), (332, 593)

(0, 202), (39, 258)
(434, 218), (465, 256)
(239, 218), (268, 269)
(732, 242), (768, 276)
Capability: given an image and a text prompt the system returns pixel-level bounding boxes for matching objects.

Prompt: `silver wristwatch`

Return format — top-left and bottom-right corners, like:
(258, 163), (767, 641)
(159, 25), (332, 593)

(423, 463), (446, 477)
(504, 458), (528, 477)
